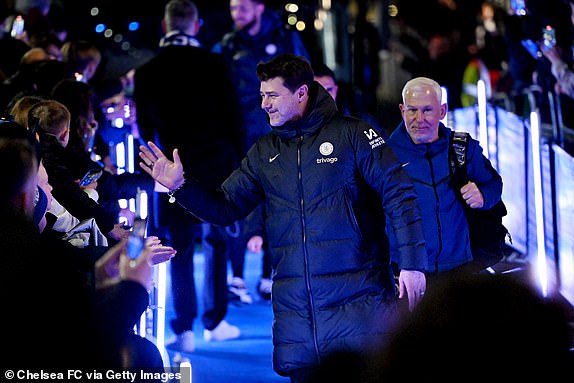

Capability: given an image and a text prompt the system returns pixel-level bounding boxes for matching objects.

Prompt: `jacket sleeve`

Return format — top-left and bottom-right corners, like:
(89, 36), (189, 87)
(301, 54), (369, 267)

(466, 137), (503, 210)
(352, 120), (428, 271)
(171, 155), (265, 226)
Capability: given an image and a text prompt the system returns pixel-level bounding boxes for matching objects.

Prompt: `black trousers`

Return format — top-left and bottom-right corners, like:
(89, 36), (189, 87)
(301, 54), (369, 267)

(151, 193), (231, 333)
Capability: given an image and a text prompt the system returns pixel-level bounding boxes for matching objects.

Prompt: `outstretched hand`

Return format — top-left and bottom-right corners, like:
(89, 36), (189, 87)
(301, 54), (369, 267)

(139, 141), (185, 191)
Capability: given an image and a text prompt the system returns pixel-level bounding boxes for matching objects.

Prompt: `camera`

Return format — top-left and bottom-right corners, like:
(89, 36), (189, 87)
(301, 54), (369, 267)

(126, 218), (146, 259)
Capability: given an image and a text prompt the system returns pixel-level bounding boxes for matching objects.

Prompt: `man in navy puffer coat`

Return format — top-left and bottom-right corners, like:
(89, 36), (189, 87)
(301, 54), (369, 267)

(139, 54), (427, 382)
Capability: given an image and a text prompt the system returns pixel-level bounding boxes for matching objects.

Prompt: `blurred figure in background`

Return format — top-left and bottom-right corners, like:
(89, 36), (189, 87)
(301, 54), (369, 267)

(313, 62), (385, 134)
(60, 39), (102, 83)
(133, 0), (244, 353)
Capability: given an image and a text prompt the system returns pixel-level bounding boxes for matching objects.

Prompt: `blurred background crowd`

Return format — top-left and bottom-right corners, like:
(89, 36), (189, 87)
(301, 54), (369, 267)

(1, 0), (573, 378)
(1, 0), (573, 144)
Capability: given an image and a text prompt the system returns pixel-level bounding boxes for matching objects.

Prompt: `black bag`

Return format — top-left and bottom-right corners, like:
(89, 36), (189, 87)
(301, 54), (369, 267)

(449, 131), (511, 272)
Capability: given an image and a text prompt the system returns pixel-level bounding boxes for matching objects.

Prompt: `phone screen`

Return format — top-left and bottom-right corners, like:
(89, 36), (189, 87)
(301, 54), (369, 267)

(542, 25), (556, 49)
(521, 39), (542, 59)
(10, 15), (25, 38)
(510, 0), (527, 16)
(79, 169), (102, 186)
(126, 218), (146, 259)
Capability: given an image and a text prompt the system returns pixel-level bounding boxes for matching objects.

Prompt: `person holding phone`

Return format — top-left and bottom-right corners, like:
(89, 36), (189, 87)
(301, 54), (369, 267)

(29, 99), (132, 243)
(133, 0), (244, 353)
(48, 78), (155, 241)
(540, 40), (574, 99)
(0, 120), (176, 370)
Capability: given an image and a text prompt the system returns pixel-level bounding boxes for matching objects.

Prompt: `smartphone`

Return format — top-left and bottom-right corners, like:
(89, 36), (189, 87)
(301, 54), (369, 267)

(10, 15), (25, 39)
(521, 39), (542, 59)
(542, 25), (556, 50)
(79, 168), (102, 186)
(126, 218), (147, 259)
(510, 0), (527, 16)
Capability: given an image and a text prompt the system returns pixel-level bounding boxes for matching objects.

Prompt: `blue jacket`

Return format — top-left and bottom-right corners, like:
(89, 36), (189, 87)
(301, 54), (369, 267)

(387, 122), (503, 272)
(173, 84), (427, 375)
(213, 9), (310, 154)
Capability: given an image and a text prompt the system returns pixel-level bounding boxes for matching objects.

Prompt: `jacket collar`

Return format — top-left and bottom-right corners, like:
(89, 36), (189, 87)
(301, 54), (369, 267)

(392, 121), (451, 152)
(159, 31), (201, 48)
(271, 82), (338, 140)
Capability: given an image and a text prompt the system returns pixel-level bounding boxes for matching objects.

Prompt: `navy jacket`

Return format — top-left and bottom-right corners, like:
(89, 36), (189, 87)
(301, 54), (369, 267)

(387, 122), (503, 272)
(172, 84), (427, 375)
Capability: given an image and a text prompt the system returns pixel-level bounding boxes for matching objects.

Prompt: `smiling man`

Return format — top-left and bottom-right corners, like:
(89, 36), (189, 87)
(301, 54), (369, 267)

(387, 77), (503, 287)
(139, 54), (428, 383)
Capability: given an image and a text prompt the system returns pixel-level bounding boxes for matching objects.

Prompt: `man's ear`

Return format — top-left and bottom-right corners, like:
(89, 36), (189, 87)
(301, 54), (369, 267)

(161, 19), (167, 34)
(298, 84), (308, 100)
(58, 128), (69, 144)
(192, 19), (201, 35)
(255, 3), (265, 17)
(440, 103), (448, 119)
(14, 191), (27, 213)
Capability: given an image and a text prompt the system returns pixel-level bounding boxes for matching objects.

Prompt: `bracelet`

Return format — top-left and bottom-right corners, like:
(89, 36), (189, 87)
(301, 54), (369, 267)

(167, 180), (185, 203)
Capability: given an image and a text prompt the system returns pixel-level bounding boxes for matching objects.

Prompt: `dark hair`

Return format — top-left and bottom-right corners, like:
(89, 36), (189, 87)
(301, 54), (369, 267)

(50, 79), (95, 122)
(60, 40), (101, 75)
(256, 54), (314, 93)
(0, 120), (41, 163)
(312, 62), (336, 81)
(0, 138), (37, 206)
(165, 0), (198, 32)
(0, 122), (40, 204)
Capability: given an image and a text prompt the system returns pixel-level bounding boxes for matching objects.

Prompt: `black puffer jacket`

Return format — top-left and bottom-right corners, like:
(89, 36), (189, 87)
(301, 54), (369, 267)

(175, 84), (427, 375)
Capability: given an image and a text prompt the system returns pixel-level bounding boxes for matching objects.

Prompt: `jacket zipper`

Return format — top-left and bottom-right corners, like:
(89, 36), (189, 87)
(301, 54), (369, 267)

(298, 135), (321, 363)
(426, 147), (442, 273)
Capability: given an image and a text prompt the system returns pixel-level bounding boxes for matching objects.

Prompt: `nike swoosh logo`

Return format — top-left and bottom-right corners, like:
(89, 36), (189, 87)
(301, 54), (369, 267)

(401, 162), (410, 167)
(269, 153), (280, 163)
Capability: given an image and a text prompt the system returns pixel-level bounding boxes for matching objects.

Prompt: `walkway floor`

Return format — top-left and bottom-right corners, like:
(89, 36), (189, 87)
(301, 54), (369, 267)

(157, 250), (289, 383)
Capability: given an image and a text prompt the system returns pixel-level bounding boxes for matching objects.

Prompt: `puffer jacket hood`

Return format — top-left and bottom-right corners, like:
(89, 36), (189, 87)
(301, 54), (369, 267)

(271, 82), (337, 140)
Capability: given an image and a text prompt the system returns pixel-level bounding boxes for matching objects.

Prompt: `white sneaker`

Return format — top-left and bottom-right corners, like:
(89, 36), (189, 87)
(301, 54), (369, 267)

(228, 277), (253, 304)
(203, 320), (240, 342)
(166, 330), (195, 353)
